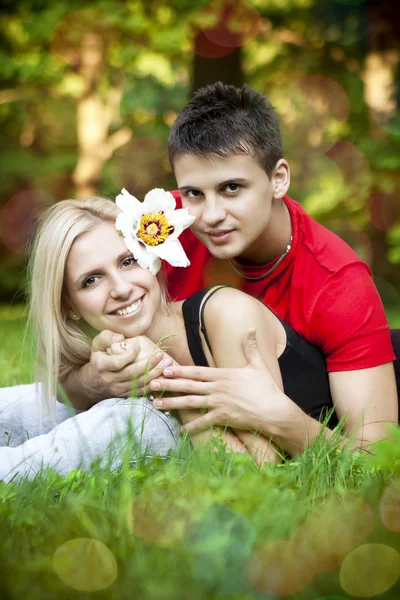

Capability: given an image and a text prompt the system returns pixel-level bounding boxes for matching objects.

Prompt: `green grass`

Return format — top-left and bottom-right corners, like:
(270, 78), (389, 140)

(1, 305), (400, 599)
(0, 304), (34, 386)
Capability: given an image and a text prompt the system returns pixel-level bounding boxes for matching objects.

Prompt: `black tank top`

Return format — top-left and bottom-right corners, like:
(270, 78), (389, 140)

(182, 286), (338, 428)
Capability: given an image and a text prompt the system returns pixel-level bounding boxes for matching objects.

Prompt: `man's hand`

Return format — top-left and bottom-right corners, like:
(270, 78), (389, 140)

(149, 329), (293, 436)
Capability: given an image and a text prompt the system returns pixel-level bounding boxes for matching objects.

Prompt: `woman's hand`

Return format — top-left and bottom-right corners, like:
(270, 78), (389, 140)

(105, 333), (175, 396)
(77, 331), (173, 403)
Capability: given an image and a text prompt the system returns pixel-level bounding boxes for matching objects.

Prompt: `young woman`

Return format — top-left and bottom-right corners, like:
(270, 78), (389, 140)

(0, 192), (336, 481)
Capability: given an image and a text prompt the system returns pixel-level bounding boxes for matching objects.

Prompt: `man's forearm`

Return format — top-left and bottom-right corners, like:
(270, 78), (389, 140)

(60, 364), (106, 410)
(263, 402), (334, 456)
(265, 401), (391, 456)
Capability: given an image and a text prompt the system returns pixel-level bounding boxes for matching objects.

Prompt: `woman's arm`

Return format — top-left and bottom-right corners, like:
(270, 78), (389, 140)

(196, 288), (285, 463)
(149, 287), (330, 456)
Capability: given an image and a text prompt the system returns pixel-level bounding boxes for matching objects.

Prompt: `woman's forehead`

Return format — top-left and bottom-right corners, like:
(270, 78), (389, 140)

(67, 222), (126, 274)
(75, 221), (123, 251)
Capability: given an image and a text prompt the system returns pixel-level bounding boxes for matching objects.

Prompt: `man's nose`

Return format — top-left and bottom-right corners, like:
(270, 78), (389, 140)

(202, 197), (226, 226)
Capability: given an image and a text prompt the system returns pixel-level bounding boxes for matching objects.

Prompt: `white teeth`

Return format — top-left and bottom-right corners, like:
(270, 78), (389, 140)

(115, 298), (142, 316)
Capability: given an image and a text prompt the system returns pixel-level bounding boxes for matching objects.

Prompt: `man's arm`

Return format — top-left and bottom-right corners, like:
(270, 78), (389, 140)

(329, 364), (398, 447)
(150, 330), (398, 456)
(150, 330), (331, 456)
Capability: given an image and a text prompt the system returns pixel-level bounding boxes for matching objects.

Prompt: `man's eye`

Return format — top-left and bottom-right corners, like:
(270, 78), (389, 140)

(225, 183), (239, 193)
(83, 276), (98, 288)
(123, 256), (137, 267)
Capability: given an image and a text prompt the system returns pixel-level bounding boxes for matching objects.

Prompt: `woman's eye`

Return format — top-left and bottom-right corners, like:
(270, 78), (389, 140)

(185, 189), (202, 199)
(83, 276), (98, 288)
(123, 256), (137, 267)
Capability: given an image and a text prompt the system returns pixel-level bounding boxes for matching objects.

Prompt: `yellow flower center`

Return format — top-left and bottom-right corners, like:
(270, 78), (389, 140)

(137, 211), (174, 246)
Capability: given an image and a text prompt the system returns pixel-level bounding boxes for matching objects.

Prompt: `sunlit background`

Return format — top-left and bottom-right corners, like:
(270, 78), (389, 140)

(0, 0), (399, 308)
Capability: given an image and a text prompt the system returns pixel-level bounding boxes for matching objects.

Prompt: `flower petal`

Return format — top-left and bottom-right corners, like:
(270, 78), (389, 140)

(143, 188), (176, 213)
(147, 256), (162, 276)
(115, 188), (142, 227)
(150, 239), (190, 267)
(166, 208), (196, 239)
(123, 235), (161, 275)
(115, 213), (133, 237)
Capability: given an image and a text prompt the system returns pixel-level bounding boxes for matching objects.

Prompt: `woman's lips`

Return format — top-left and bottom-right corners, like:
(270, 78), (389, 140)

(110, 296), (144, 318)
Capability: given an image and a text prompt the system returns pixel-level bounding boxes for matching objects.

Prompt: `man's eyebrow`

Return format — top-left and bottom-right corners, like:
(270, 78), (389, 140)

(179, 177), (248, 191)
(74, 251), (131, 285)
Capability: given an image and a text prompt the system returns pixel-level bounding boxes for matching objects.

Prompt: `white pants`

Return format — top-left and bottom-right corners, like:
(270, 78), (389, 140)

(0, 384), (181, 482)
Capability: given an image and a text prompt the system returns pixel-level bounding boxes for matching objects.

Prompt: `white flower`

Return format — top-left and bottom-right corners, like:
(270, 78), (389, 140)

(115, 188), (196, 276)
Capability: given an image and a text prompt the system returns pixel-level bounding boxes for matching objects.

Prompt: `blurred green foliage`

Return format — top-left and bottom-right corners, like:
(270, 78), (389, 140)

(0, 0), (399, 305)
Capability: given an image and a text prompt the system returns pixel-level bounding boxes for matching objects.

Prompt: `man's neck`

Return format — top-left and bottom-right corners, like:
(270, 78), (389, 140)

(234, 198), (292, 266)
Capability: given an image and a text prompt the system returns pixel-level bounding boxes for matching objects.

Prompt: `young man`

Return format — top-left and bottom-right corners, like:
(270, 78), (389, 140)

(63, 83), (397, 456)
(149, 82), (398, 453)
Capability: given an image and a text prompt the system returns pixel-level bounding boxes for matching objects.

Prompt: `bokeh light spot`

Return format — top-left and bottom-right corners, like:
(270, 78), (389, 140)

(380, 479), (400, 533)
(53, 538), (118, 592)
(326, 141), (371, 196)
(194, 31), (236, 59)
(0, 189), (53, 253)
(281, 73), (350, 154)
(339, 543), (400, 597)
(194, 0), (261, 59)
(367, 191), (400, 232)
(128, 487), (193, 547)
(291, 494), (374, 575)
(296, 75), (350, 124)
(248, 539), (313, 596)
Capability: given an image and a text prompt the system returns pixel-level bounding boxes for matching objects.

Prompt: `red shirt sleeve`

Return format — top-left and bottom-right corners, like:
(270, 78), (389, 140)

(164, 190), (212, 300)
(309, 263), (395, 371)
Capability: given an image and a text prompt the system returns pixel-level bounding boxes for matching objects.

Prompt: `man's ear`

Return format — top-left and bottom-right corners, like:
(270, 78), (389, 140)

(271, 159), (290, 199)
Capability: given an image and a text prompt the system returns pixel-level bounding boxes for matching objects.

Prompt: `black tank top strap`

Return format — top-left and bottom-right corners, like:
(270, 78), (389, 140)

(199, 285), (228, 355)
(182, 285), (229, 366)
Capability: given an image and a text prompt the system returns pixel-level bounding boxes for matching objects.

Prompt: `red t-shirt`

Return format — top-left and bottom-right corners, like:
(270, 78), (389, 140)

(165, 191), (395, 372)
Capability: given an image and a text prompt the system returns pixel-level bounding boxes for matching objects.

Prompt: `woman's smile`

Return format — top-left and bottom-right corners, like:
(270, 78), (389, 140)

(109, 295), (144, 318)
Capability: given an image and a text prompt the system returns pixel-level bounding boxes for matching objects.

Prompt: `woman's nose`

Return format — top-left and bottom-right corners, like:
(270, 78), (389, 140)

(110, 274), (133, 299)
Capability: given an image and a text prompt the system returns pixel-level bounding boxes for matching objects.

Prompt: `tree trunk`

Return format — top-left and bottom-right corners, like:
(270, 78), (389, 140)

(192, 45), (243, 93)
(191, 1), (244, 94)
(72, 33), (131, 199)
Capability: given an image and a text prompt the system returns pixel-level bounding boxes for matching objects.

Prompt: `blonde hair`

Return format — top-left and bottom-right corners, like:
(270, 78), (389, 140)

(28, 197), (168, 420)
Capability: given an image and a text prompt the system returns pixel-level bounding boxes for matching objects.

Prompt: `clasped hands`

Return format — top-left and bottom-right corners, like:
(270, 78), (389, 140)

(82, 330), (174, 402)
(83, 329), (294, 441)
